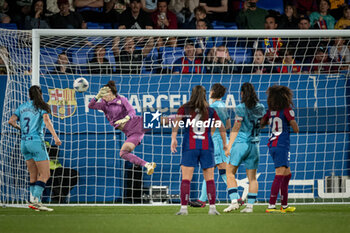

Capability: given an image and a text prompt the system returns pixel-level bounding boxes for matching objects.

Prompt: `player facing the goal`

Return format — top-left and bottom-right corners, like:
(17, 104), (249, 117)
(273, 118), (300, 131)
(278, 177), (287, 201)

(8, 86), (62, 211)
(171, 85), (227, 215)
(224, 83), (265, 213)
(88, 80), (156, 175)
(261, 85), (299, 213)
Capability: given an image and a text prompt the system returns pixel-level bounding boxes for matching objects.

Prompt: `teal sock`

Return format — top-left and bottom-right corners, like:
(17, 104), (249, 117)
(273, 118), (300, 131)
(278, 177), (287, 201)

(247, 192), (258, 205)
(198, 179), (207, 202)
(29, 182), (35, 197)
(33, 181), (46, 201)
(228, 187), (240, 201)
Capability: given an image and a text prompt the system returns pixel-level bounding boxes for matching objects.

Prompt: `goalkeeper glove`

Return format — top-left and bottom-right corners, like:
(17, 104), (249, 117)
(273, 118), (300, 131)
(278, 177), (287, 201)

(114, 115), (131, 126)
(96, 86), (111, 99)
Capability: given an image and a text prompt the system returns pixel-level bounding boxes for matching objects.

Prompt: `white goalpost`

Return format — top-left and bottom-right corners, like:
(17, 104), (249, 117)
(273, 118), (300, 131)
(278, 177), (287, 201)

(0, 29), (349, 206)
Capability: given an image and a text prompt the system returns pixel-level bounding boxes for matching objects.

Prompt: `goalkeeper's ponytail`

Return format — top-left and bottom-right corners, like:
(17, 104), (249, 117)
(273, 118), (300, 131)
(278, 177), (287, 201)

(29, 85), (51, 114)
(105, 80), (117, 96)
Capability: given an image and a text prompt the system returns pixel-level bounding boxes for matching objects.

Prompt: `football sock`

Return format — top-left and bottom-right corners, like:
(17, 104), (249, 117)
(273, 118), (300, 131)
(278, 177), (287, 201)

(199, 179), (207, 202)
(120, 150), (146, 167)
(281, 173), (292, 206)
(247, 192), (257, 206)
(219, 169), (227, 184)
(206, 180), (216, 205)
(180, 179), (191, 206)
(268, 204), (276, 209)
(33, 181), (46, 201)
(29, 182), (35, 197)
(228, 187), (239, 201)
(269, 175), (283, 205)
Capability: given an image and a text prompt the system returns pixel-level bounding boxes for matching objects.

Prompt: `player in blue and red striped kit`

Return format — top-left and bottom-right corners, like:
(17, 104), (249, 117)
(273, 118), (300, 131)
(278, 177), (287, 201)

(171, 85), (227, 215)
(261, 85), (299, 213)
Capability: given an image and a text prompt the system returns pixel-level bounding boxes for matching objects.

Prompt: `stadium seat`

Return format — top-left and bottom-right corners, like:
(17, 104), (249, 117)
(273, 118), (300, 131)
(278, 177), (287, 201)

(0, 23), (17, 30)
(228, 47), (252, 64)
(40, 47), (63, 74)
(86, 22), (104, 29)
(257, 0), (284, 14)
(142, 47), (160, 74)
(160, 47), (184, 66)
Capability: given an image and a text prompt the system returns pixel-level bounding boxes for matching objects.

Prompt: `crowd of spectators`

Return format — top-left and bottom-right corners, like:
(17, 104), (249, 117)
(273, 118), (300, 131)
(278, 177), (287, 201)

(0, 0), (349, 75)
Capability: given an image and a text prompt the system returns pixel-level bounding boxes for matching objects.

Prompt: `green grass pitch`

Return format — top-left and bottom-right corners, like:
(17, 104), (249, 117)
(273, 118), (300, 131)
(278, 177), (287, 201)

(1, 205), (350, 233)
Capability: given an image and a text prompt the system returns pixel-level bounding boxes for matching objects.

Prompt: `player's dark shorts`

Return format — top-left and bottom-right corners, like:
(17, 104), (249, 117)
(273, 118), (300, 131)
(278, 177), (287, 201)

(269, 147), (290, 168)
(181, 149), (215, 169)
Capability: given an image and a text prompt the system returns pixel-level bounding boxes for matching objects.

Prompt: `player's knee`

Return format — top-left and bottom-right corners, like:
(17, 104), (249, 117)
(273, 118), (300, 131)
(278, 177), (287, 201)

(120, 150), (129, 159)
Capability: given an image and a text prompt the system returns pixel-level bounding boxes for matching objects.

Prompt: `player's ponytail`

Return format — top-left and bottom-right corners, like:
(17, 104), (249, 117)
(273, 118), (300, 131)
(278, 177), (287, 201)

(186, 85), (208, 120)
(29, 85), (51, 114)
(241, 82), (259, 109)
(104, 80), (118, 96)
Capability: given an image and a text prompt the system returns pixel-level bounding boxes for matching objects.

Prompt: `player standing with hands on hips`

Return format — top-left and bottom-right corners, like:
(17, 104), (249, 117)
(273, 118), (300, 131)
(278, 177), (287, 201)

(261, 85), (299, 213)
(171, 85), (227, 215)
(88, 81), (156, 175)
(224, 83), (265, 213)
(8, 86), (62, 211)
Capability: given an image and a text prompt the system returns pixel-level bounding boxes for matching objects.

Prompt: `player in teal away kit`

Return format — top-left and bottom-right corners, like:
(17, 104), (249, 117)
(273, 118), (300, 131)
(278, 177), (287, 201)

(224, 83), (265, 213)
(8, 86), (61, 211)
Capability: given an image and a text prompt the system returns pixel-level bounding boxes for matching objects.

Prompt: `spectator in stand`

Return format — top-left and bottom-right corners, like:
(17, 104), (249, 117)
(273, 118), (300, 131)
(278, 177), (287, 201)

(141, 0), (157, 13)
(236, 0), (268, 29)
(119, 0), (153, 29)
(12, 1), (32, 29)
(50, 0), (85, 29)
(173, 39), (203, 74)
(168, 0), (199, 27)
(243, 48), (275, 74)
(329, 37), (350, 71)
(204, 47), (217, 74)
(89, 44), (113, 75)
(46, 0), (74, 15)
(92, 0), (119, 27)
(307, 46), (335, 73)
(73, 0), (103, 22)
(24, 0), (50, 29)
(292, 0), (318, 16)
(309, 0), (336, 29)
(194, 19), (215, 57)
(212, 45), (237, 74)
(329, 0), (348, 20)
(276, 48), (301, 73)
(279, 3), (299, 29)
(50, 52), (75, 74)
(187, 5), (213, 29)
(151, 0), (177, 29)
(113, 36), (154, 74)
(335, 5), (350, 29)
(199, 0), (228, 22)
(261, 15), (283, 64)
(0, 0), (11, 23)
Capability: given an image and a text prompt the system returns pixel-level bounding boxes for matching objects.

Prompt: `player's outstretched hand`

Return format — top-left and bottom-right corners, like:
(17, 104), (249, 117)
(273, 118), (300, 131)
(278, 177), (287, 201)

(96, 86), (111, 99)
(114, 115), (131, 127)
(171, 139), (177, 153)
(54, 136), (62, 146)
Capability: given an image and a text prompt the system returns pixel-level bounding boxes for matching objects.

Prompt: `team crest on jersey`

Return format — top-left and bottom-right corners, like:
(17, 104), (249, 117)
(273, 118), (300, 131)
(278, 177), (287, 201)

(48, 88), (77, 119)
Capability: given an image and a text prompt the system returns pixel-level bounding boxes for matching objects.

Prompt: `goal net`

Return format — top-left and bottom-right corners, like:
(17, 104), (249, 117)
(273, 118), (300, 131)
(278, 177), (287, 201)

(0, 29), (349, 206)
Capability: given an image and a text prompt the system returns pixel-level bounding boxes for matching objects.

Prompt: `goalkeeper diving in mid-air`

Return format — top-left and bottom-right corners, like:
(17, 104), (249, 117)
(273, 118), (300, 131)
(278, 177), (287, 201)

(88, 80), (156, 175)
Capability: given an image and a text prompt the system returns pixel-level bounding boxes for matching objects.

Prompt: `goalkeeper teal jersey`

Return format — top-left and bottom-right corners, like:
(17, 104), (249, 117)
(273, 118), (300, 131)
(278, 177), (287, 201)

(14, 101), (47, 140)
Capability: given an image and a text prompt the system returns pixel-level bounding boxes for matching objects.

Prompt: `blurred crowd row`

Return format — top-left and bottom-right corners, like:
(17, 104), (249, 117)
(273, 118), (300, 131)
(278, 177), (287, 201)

(0, 0), (350, 30)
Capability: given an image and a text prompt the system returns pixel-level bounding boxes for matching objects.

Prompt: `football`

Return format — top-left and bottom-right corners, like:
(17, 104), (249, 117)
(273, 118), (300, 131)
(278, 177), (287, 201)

(73, 77), (89, 93)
